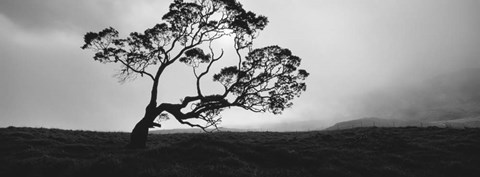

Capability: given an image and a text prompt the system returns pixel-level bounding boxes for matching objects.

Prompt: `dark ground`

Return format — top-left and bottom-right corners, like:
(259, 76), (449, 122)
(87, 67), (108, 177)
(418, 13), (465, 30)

(1, 126), (479, 177)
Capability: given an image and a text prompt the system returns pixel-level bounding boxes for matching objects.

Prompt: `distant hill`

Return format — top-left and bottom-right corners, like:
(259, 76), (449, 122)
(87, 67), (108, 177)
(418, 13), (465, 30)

(326, 116), (480, 130)
(325, 117), (424, 130)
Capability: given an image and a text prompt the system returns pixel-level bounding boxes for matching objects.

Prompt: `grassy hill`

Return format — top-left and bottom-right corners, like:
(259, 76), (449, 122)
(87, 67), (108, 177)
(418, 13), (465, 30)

(1, 127), (480, 177)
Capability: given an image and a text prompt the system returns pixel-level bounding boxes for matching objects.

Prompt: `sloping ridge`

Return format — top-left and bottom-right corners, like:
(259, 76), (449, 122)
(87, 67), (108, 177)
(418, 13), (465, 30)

(326, 117), (480, 130)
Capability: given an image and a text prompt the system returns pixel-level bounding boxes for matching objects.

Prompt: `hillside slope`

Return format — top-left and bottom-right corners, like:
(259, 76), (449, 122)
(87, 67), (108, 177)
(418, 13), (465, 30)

(326, 117), (480, 130)
(1, 127), (480, 177)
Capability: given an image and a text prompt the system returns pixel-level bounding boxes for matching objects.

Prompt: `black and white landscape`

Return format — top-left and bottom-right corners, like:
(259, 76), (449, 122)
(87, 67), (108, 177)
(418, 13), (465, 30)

(1, 0), (480, 176)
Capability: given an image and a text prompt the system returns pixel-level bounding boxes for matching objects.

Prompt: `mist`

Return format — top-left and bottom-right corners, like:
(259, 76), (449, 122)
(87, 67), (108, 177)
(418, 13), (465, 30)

(1, 0), (480, 131)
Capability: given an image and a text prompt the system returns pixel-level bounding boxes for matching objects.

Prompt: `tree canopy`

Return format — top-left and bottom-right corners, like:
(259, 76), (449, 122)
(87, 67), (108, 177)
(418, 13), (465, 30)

(82, 0), (309, 134)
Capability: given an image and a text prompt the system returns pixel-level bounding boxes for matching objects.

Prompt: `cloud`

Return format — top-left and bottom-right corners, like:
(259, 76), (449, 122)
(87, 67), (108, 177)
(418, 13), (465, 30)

(0, 0), (172, 34)
(0, 0), (121, 33)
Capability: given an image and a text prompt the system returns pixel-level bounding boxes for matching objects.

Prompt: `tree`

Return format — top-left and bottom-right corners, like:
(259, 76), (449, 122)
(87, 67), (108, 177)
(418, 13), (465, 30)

(81, 0), (309, 148)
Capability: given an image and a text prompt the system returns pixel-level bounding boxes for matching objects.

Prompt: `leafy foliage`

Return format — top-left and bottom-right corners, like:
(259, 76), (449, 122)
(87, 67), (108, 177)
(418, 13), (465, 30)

(179, 48), (211, 67)
(213, 46), (309, 114)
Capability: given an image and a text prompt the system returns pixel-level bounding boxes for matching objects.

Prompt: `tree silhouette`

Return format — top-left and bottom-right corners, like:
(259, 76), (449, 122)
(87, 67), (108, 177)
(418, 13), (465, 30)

(82, 0), (309, 148)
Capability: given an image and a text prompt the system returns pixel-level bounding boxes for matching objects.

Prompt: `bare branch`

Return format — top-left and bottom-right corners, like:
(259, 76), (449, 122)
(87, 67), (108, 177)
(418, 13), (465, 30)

(114, 56), (155, 81)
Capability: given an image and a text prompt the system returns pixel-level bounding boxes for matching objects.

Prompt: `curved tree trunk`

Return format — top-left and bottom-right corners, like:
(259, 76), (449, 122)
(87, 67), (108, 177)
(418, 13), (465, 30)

(127, 106), (159, 148)
(127, 119), (150, 148)
(127, 65), (167, 149)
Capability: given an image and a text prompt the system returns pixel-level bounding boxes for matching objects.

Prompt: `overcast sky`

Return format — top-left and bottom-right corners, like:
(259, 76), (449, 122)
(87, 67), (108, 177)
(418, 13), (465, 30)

(1, 0), (480, 131)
